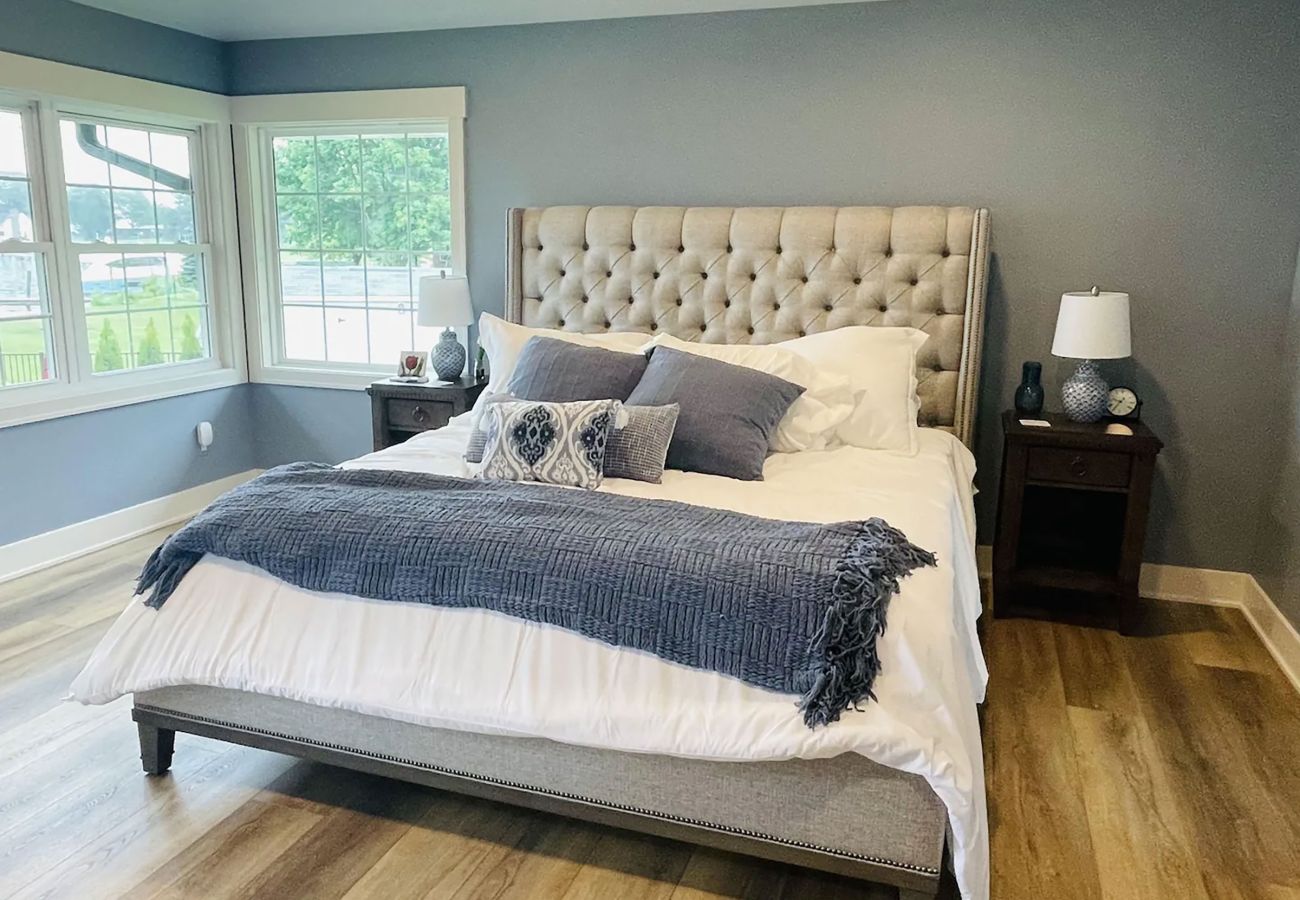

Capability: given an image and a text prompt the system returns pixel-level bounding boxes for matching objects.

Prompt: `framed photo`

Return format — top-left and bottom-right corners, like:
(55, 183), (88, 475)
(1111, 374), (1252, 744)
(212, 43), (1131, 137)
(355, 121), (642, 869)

(395, 350), (428, 382)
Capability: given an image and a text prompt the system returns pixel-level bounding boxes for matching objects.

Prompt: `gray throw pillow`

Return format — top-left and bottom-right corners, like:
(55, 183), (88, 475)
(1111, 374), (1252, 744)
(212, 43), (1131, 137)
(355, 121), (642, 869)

(507, 336), (648, 403)
(465, 392), (517, 463)
(604, 404), (680, 484)
(625, 346), (805, 481)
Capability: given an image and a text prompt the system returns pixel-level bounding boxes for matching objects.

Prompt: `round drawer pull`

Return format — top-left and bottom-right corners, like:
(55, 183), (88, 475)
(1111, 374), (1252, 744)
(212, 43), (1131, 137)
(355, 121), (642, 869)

(1069, 455), (1088, 477)
(412, 405), (429, 424)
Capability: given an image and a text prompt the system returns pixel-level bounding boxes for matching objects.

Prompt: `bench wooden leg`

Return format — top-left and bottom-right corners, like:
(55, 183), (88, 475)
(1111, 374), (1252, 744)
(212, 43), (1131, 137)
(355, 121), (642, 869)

(139, 723), (175, 775)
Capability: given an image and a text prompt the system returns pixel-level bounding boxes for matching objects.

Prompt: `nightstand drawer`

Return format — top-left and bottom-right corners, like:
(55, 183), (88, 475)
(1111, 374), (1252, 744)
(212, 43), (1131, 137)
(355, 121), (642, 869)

(387, 398), (452, 431)
(1026, 447), (1131, 488)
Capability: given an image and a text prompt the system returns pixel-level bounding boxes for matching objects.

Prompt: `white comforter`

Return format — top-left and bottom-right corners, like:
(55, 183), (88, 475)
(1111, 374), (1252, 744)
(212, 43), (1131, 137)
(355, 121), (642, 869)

(70, 417), (989, 900)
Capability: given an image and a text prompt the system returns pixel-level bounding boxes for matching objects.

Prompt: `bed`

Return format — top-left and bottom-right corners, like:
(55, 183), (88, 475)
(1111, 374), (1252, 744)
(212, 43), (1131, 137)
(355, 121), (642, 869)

(71, 205), (991, 900)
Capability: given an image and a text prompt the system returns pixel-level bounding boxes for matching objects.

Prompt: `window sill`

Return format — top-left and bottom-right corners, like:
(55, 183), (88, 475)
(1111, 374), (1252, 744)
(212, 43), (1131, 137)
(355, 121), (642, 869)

(251, 365), (407, 392)
(0, 367), (245, 429)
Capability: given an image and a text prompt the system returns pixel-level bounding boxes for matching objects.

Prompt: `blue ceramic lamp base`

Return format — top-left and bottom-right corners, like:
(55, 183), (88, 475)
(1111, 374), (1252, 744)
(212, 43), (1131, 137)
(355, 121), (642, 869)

(1061, 360), (1109, 423)
(431, 328), (466, 381)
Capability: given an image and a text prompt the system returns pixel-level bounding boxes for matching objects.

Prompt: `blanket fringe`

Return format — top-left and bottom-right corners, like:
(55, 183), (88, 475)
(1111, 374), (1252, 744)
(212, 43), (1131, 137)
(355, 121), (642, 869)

(136, 542), (203, 609)
(797, 518), (937, 728)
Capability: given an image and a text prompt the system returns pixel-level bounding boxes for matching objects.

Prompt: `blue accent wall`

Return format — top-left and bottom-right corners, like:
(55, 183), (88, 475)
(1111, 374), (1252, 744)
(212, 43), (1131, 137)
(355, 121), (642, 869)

(226, 0), (1300, 573)
(0, 0), (226, 92)
(0, 386), (257, 544)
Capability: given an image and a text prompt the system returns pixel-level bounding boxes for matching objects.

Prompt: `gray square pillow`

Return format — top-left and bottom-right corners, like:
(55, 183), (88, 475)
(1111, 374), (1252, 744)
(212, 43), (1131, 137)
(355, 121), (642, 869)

(604, 404), (680, 483)
(625, 346), (805, 481)
(507, 336), (648, 403)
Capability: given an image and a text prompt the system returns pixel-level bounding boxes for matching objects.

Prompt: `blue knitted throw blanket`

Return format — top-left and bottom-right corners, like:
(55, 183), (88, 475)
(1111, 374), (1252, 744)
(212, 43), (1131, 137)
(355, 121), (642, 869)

(137, 463), (936, 728)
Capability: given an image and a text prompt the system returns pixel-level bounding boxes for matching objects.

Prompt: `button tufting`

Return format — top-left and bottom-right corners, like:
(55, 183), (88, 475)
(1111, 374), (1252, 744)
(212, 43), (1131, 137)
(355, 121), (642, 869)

(879, 305), (888, 313)
(724, 299), (731, 308)
(606, 270), (612, 278)
(699, 324), (707, 332)
(772, 302), (780, 311)
(747, 327), (754, 335)
(628, 297), (634, 305)
(701, 272), (708, 280)
(630, 243), (636, 251)
(675, 298), (682, 306)
(653, 271), (660, 279)
(537, 244), (544, 251)
(941, 248), (950, 258)
(582, 242), (589, 250)
(726, 245), (733, 253)
(749, 273), (756, 281)
(557, 319), (565, 327)
(933, 363), (943, 372)
(853, 277), (862, 285)
(581, 295), (588, 302)
(798, 330), (806, 337)
(650, 322), (658, 331)
(603, 320), (611, 328)
(677, 245), (685, 252)
(935, 309), (944, 316)
(823, 304), (833, 312)
(776, 246), (782, 254)
(800, 276), (808, 283)
(909, 278), (918, 286)
(559, 269), (566, 277)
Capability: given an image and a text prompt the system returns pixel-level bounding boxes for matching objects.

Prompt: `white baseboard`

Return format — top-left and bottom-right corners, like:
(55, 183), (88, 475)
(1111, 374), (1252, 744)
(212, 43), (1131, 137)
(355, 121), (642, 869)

(0, 469), (262, 585)
(976, 543), (1300, 694)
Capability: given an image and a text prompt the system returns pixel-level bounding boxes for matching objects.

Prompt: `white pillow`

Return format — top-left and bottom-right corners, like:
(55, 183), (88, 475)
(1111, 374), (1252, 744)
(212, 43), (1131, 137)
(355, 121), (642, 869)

(780, 326), (928, 455)
(473, 313), (647, 417)
(642, 334), (854, 452)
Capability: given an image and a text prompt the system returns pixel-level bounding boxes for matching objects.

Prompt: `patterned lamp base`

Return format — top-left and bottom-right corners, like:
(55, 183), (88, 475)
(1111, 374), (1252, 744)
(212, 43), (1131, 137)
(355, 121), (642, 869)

(431, 328), (466, 381)
(1062, 360), (1109, 423)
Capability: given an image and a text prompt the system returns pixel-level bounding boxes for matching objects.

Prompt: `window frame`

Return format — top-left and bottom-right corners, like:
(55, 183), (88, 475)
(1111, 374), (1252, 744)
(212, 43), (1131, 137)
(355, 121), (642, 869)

(0, 52), (246, 429)
(233, 88), (467, 390)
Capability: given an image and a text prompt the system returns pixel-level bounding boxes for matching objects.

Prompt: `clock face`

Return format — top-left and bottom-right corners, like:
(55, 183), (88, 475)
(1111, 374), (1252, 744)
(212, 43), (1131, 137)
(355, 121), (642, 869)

(1107, 386), (1139, 418)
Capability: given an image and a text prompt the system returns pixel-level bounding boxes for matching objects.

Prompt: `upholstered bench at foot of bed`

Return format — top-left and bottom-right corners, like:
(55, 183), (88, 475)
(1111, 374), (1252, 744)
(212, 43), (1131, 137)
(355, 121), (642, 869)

(133, 686), (947, 897)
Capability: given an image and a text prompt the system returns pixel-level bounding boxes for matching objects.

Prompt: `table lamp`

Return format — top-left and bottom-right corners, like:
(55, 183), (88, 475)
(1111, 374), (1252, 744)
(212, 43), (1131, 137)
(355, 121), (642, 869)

(1050, 286), (1131, 423)
(418, 274), (474, 382)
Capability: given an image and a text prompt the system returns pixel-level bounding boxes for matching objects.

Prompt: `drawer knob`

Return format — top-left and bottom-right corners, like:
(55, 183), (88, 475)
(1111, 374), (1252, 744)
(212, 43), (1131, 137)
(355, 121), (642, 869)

(1069, 455), (1088, 477)
(412, 405), (429, 424)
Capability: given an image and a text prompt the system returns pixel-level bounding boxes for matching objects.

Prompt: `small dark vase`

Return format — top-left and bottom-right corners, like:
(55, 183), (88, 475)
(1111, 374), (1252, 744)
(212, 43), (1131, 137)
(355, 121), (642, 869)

(1014, 361), (1045, 416)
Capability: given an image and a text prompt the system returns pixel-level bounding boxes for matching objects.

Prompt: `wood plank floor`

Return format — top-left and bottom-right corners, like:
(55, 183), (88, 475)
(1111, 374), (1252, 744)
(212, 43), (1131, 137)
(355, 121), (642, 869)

(1, 530), (1298, 899)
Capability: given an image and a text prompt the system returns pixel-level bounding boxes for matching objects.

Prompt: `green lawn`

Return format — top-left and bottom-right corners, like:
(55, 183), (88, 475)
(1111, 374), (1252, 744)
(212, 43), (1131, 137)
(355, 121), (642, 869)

(1, 282), (206, 385)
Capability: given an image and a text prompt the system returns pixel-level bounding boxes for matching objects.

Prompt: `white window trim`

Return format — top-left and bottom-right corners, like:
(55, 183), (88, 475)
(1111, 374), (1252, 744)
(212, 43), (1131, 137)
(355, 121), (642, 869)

(0, 52), (245, 429)
(233, 87), (467, 391)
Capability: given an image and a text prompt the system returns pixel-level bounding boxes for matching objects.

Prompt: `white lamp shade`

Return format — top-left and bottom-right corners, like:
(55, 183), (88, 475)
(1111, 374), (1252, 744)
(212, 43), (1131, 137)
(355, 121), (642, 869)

(417, 276), (474, 328)
(1050, 290), (1132, 360)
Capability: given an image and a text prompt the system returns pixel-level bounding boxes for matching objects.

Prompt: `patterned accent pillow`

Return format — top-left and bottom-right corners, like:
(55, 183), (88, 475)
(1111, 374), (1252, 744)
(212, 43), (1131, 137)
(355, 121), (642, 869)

(479, 399), (625, 489)
(604, 404), (680, 484)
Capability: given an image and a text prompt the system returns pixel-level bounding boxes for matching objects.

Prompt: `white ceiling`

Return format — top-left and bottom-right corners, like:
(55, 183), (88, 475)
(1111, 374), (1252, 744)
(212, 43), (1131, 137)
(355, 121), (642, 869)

(72, 0), (879, 42)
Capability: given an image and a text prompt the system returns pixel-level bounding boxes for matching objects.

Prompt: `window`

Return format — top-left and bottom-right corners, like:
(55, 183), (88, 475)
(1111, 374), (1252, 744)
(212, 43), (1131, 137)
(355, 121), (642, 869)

(0, 53), (243, 427)
(60, 117), (212, 374)
(234, 87), (466, 388)
(0, 107), (55, 389)
(271, 127), (450, 365)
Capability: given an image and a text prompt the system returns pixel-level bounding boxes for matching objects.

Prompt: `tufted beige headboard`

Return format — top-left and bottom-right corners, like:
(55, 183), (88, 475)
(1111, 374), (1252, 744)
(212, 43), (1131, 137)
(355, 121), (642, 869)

(505, 206), (990, 447)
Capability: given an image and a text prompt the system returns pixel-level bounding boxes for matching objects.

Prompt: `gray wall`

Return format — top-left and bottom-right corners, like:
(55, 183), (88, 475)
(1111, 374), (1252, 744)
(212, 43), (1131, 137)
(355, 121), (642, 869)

(1254, 247), (1300, 627)
(0, 0), (240, 545)
(226, 0), (1300, 574)
(0, 386), (257, 545)
(0, 0), (226, 92)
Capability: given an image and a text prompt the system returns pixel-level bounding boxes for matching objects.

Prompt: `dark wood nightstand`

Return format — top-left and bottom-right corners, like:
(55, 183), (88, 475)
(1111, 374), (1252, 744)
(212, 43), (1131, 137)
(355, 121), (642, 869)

(993, 411), (1163, 633)
(366, 378), (486, 451)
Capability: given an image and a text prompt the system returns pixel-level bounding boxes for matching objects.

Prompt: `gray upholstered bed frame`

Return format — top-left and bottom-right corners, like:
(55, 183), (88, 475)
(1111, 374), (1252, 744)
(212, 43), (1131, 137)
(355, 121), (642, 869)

(133, 205), (990, 900)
